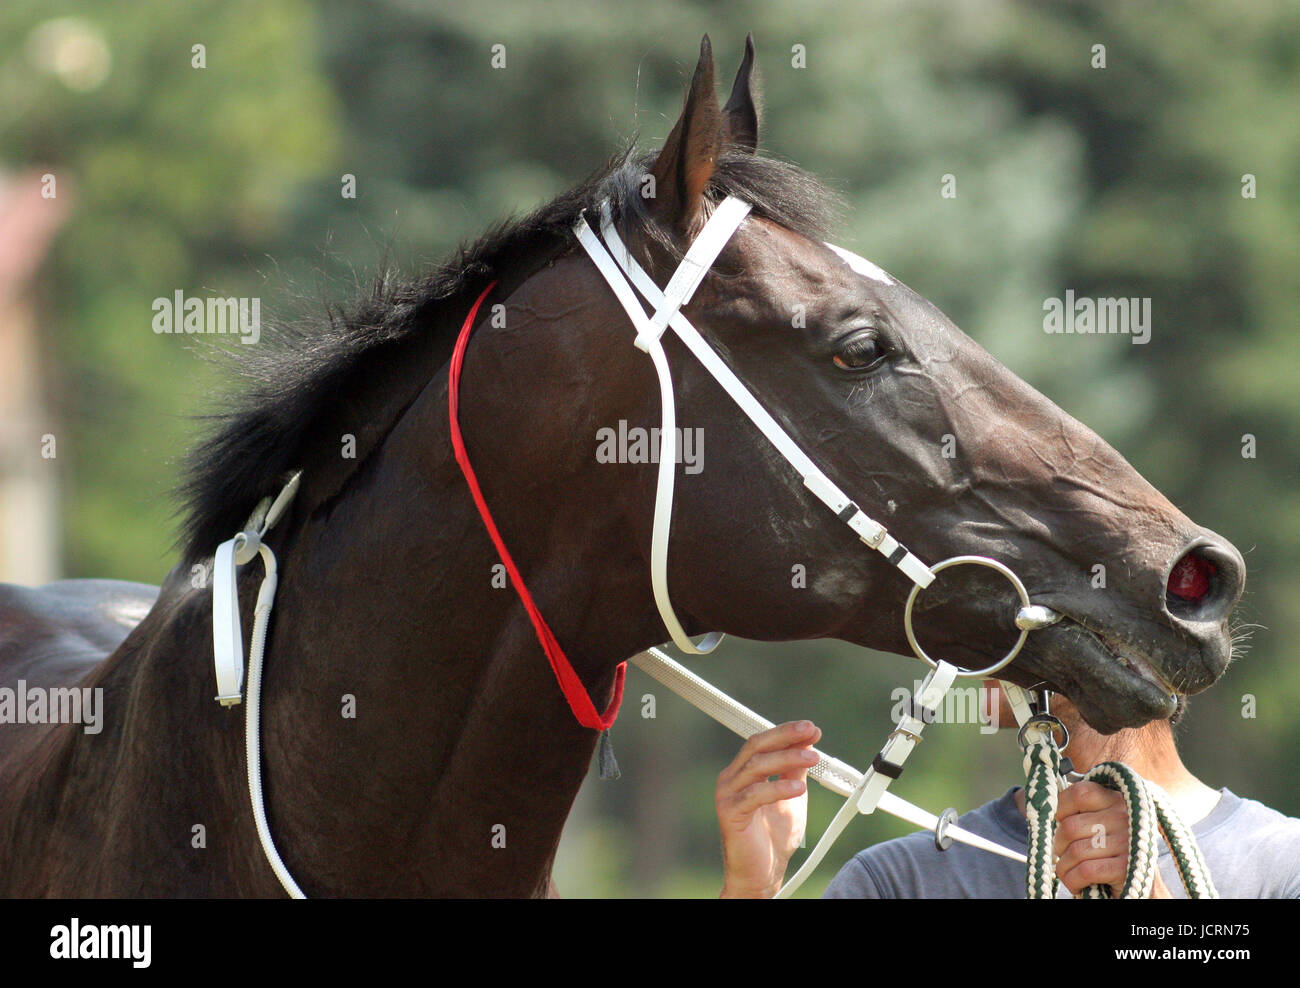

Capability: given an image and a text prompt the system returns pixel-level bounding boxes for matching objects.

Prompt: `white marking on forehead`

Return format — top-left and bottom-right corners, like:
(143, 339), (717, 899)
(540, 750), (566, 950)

(825, 242), (895, 286)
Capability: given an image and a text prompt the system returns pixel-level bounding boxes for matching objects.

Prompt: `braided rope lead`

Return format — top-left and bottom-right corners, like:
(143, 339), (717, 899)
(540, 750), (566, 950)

(1074, 762), (1159, 899)
(1021, 723), (1063, 900)
(1022, 733), (1218, 899)
(1148, 780), (1219, 898)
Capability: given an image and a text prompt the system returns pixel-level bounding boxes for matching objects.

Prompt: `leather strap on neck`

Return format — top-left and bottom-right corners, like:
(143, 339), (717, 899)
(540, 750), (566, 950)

(448, 280), (626, 731)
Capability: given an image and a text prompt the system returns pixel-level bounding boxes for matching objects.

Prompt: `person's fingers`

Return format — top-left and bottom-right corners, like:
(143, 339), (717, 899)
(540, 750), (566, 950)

(722, 778), (807, 822)
(1056, 781), (1122, 819)
(1053, 806), (1129, 858)
(718, 722), (820, 785)
(717, 723), (819, 799)
(718, 754), (813, 818)
(787, 757), (814, 787)
(1053, 783), (1166, 896)
(1059, 852), (1128, 896)
(1056, 827), (1128, 878)
(721, 747), (820, 799)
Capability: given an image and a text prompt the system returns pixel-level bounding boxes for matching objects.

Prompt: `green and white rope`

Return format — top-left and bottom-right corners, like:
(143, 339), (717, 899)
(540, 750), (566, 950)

(1022, 723), (1064, 899)
(1068, 761), (1160, 899)
(1021, 726), (1218, 899)
(1144, 778), (1218, 899)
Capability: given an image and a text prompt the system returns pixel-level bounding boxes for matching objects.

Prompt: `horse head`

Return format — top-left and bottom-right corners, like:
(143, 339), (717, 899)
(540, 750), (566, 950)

(556, 36), (1243, 734)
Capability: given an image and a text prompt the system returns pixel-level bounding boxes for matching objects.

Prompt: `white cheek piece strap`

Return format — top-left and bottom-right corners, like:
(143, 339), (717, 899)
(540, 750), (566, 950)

(573, 196), (934, 654)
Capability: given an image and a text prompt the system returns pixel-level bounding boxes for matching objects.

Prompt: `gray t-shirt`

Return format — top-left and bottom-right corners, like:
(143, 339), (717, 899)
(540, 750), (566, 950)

(823, 787), (1300, 899)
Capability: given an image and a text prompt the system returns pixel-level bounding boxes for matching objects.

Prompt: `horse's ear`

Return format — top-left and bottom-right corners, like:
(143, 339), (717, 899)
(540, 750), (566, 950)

(649, 35), (722, 234)
(722, 33), (759, 154)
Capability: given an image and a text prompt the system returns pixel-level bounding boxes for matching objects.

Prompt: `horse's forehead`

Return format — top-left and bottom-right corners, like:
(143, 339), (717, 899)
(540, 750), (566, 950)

(823, 243), (895, 286)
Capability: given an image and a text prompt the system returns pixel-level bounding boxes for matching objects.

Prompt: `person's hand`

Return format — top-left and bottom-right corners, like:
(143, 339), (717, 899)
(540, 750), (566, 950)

(716, 721), (820, 898)
(1054, 781), (1171, 898)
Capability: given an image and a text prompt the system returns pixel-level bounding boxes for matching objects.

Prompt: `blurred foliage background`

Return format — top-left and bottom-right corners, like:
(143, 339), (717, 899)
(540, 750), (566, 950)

(2, 0), (1296, 896)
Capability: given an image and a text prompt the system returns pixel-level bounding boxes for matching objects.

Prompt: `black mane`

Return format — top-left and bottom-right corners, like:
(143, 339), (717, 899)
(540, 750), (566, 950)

(178, 147), (838, 561)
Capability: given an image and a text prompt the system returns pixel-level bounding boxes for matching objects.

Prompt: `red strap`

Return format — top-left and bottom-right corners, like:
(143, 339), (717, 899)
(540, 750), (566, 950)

(448, 282), (626, 731)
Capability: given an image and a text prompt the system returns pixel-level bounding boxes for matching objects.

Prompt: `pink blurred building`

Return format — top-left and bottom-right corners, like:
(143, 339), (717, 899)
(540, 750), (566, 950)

(0, 170), (67, 584)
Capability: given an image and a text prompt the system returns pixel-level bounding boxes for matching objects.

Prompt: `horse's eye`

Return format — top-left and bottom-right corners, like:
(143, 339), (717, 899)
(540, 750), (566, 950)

(833, 334), (888, 372)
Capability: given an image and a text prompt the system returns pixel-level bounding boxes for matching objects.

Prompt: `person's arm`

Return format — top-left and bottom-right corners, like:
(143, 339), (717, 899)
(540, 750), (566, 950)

(715, 720), (821, 898)
(1053, 781), (1172, 898)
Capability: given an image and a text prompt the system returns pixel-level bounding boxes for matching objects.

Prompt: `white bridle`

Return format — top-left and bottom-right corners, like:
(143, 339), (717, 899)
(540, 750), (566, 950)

(573, 196), (935, 654)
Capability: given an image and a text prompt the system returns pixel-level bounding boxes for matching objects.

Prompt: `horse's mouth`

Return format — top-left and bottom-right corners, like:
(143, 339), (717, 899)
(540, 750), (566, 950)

(1012, 612), (1182, 732)
(1072, 618), (1180, 696)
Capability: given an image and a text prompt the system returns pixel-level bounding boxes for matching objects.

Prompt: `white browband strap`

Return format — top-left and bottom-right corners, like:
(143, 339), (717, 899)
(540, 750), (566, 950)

(573, 196), (934, 653)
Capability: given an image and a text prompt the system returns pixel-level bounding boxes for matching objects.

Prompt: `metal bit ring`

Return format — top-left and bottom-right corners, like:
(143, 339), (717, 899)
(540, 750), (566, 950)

(904, 555), (1033, 678)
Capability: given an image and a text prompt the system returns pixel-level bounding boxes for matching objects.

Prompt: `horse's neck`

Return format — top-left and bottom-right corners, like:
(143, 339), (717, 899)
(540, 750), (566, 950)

(123, 370), (655, 895)
(262, 378), (657, 894)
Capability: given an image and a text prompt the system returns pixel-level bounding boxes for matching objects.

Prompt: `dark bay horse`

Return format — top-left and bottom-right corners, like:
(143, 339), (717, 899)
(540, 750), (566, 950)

(0, 37), (1244, 896)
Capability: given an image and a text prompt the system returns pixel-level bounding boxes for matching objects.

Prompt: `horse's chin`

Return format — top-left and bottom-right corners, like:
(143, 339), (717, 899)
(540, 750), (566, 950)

(1005, 619), (1182, 734)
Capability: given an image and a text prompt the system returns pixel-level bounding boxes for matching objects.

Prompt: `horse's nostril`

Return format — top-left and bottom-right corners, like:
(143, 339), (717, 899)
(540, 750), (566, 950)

(1168, 551), (1216, 604)
(1164, 539), (1245, 630)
